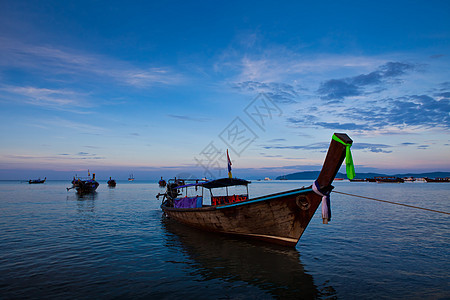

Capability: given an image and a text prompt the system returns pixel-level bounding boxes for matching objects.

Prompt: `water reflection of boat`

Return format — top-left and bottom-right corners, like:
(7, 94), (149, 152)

(161, 217), (335, 299)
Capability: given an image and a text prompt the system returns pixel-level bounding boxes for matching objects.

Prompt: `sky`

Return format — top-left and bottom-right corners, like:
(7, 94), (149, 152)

(0, 0), (449, 180)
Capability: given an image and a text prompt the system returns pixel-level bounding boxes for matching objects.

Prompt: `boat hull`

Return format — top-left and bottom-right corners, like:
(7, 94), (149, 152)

(161, 187), (321, 247)
(75, 181), (99, 194)
(29, 177), (46, 184)
(29, 180), (45, 184)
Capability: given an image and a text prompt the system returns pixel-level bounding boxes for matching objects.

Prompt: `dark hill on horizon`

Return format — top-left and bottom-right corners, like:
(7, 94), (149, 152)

(276, 171), (450, 180)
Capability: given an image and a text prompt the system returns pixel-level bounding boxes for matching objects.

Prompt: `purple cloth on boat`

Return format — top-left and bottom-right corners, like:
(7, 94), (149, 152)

(174, 196), (203, 208)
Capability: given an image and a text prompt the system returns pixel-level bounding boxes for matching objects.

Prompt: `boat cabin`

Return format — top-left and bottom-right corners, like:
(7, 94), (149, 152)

(162, 178), (251, 208)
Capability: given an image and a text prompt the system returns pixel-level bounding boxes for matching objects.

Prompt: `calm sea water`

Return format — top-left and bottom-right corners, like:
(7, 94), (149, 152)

(0, 180), (448, 299)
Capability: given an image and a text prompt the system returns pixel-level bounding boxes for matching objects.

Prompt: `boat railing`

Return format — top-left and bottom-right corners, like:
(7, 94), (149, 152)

(211, 194), (248, 206)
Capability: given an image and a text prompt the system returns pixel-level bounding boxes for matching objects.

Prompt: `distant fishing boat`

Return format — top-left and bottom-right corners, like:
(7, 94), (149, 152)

(375, 176), (404, 183)
(424, 177), (450, 182)
(29, 177), (46, 184)
(67, 171), (99, 194)
(158, 133), (354, 247)
(349, 178), (365, 182)
(107, 177), (117, 187)
(403, 177), (415, 182)
(159, 177), (167, 187)
(128, 174), (135, 181)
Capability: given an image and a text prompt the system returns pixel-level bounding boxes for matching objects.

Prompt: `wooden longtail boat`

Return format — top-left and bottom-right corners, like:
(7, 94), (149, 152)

(67, 172), (99, 194)
(107, 177), (117, 187)
(158, 177), (167, 187)
(159, 133), (353, 247)
(29, 177), (46, 184)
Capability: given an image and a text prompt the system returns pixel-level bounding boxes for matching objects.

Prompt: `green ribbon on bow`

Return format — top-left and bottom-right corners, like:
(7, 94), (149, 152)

(332, 134), (355, 180)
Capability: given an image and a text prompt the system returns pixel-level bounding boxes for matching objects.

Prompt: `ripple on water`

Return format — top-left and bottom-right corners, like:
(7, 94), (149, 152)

(0, 180), (448, 299)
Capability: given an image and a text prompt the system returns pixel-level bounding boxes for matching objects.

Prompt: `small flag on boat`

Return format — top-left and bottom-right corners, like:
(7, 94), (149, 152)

(227, 149), (232, 178)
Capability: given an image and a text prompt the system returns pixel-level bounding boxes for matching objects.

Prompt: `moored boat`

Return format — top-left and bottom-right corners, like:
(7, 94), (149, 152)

(29, 177), (46, 184)
(403, 177), (415, 182)
(158, 133), (354, 247)
(424, 177), (450, 182)
(375, 176), (404, 183)
(128, 174), (135, 181)
(68, 172), (99, 194)
(107, 177), (117, 187)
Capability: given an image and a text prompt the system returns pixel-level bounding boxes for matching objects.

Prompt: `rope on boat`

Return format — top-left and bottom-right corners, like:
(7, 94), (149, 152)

(333, 190), (450, 216)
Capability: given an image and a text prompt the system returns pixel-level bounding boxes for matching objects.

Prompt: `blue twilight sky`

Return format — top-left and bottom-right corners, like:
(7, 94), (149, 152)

(0, 0), (449, 180)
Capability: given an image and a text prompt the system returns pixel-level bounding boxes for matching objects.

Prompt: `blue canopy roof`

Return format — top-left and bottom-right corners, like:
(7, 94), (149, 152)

(175, 177), (250, 189)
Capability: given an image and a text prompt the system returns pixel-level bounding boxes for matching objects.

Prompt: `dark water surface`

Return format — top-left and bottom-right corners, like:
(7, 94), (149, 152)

(0, 180), (448, 299)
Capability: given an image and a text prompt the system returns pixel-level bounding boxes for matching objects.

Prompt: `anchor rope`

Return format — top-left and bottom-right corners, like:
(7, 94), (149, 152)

(333, 190), (450, 215)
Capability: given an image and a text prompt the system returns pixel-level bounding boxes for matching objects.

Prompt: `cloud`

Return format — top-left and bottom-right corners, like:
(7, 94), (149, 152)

(288, 88), (450, 132)
(345, 94), (450, 130)
(0, 37), (182, 88)
(0, 85), (94, 113)
(438, 82), (450, 91)
(35, 117), (106, 133)
(287, 116), (372, 131)
(261, 142), (331, 151)
(167, 114), (210, 122)
(261, 154), (283, 158)
(261, 141), (392, 153)
(435, 92), (450, 99)
(233, 81), (302, 103)
(417, 145), (430, 150)
(352, 143), (393, 153)
(74, 152), (104, 159)
(317, 62), (415, 101)
(4, 152), (105, 161)
(379, 62), (415, 77)
(317, 79), (361, 100)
